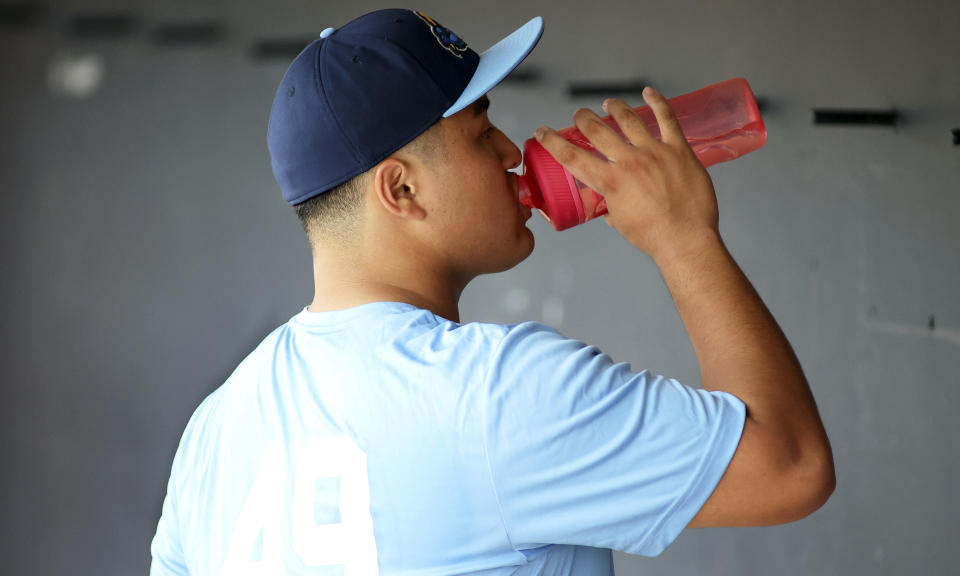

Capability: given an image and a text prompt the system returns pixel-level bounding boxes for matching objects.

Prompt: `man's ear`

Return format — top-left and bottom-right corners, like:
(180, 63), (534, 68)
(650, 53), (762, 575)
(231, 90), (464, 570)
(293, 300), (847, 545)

(371, 158), (427, 221)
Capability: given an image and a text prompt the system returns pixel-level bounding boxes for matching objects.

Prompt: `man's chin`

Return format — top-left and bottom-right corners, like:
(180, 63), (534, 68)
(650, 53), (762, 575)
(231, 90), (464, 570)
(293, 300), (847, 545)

(514, 230), (536, 264)
(488, 234), (535, 275)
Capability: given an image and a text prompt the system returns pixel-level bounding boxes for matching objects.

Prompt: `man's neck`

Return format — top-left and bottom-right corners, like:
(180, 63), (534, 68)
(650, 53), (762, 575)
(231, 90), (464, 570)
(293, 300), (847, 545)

(308, 286), (461, 323)
(309, 253), (466, 323)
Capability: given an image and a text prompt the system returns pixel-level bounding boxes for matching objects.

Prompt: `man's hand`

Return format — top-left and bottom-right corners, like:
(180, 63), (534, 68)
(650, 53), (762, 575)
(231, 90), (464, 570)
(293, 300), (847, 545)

(535, 87), (719, 264)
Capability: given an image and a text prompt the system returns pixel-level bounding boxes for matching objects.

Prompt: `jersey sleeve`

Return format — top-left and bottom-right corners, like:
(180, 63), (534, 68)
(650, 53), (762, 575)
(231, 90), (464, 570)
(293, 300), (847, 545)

(150, 472), (189, 576)
(150, 389), (224, 576)
(480, 322), (745, 556)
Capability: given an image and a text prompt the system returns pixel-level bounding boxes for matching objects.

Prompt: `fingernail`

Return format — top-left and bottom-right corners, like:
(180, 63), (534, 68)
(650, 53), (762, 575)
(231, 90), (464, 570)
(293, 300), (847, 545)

(535, 127), (545, 141)
(602, 99), (610, 112)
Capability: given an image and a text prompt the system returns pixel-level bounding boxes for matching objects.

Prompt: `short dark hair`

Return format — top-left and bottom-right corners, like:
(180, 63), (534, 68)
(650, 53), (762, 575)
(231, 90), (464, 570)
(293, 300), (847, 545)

(293, 121), (447, 248)
(293, 171), (367, 244)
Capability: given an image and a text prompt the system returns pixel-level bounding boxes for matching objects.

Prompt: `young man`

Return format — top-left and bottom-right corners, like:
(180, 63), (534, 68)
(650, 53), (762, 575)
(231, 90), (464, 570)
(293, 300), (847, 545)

(151, 8), (834, 575)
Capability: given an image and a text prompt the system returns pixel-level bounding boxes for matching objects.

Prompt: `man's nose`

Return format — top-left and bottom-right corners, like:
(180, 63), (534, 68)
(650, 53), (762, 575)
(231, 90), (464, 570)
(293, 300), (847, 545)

(500, 132), (523, 170)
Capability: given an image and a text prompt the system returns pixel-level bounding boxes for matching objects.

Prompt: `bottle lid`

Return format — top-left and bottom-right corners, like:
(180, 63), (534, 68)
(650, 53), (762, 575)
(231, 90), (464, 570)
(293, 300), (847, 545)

(521, 138), (585, 231)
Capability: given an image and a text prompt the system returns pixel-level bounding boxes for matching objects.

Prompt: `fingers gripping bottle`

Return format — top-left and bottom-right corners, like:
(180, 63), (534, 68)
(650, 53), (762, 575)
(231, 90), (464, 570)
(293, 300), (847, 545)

(517, 77), (767, 231)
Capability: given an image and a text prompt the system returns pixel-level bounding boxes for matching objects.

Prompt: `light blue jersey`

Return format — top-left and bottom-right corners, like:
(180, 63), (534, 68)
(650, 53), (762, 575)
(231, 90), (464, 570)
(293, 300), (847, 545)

(151, 302), (745, 575)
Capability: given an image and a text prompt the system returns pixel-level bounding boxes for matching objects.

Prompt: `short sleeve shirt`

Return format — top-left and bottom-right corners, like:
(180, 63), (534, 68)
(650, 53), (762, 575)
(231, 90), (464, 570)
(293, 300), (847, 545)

(150, 302), (745, 575)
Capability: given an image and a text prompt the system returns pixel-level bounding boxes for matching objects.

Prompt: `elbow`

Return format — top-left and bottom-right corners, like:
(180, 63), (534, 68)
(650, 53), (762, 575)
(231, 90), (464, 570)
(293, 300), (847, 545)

(782, 440), (836, 522)
(808, 446), (837, 512)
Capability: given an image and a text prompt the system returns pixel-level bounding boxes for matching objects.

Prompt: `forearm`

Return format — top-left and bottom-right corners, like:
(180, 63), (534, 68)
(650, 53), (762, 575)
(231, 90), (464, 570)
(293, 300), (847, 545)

(655, 231), (829, 465)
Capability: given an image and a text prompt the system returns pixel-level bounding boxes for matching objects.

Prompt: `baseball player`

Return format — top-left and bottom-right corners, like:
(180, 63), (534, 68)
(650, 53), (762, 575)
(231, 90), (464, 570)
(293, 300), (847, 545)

(151, 8), (834, 575)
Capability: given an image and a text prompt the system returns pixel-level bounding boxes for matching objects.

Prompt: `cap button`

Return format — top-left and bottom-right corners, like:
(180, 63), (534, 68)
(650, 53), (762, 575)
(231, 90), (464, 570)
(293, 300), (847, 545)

(319, 27), (336, 39)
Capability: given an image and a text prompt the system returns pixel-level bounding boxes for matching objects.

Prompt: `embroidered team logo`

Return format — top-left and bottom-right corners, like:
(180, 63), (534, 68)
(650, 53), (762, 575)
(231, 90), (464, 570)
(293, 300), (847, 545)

(415, 11), (468, 59)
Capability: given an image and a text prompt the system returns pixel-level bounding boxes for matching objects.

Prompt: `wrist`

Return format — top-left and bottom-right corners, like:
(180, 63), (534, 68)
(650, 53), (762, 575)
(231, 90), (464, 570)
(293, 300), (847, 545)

(650, 227), (725, 270)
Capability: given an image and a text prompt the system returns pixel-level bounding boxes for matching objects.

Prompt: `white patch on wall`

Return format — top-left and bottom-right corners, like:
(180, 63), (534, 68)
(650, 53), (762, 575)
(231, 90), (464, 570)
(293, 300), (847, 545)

(541, 296), (564, 326)
(502, 287), (530, 315)
(47, 53), (104, 98)
(872, 544), (885, 563)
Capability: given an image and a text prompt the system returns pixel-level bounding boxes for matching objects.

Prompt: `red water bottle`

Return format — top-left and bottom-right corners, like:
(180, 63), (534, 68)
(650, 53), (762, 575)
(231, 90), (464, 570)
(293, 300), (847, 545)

(518, 78), (767, 231)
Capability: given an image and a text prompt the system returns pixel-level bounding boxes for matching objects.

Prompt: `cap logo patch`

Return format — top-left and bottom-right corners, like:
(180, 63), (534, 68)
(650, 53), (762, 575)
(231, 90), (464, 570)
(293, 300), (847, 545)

(415, 11), (468, 59)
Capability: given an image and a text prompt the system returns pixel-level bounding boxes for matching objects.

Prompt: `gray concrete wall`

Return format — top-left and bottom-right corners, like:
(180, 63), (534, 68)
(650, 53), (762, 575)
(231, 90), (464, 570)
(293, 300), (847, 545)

(1, 0), (957, 574)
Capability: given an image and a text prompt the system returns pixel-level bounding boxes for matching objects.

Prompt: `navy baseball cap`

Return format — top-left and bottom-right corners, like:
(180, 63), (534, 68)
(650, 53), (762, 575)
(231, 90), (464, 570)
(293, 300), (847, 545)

(267, 9), (544, 205)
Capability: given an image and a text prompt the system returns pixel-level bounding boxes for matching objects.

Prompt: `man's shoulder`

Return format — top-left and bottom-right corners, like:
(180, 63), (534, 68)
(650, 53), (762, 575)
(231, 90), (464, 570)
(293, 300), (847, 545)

(453, 318), (572, 357)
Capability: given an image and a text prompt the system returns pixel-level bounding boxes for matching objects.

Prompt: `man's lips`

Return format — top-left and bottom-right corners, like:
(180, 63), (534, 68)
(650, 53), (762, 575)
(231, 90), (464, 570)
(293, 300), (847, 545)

(510, 173), (532, 221)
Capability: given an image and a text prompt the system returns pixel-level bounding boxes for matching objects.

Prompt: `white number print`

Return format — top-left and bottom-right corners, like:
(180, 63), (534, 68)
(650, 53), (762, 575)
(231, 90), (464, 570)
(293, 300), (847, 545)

(220, 436), (380, 576)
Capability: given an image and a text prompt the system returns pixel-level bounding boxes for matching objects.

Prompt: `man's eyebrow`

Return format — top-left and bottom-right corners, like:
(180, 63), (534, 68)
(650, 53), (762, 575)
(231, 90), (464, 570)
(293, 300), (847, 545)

(472, 96), (491, 117)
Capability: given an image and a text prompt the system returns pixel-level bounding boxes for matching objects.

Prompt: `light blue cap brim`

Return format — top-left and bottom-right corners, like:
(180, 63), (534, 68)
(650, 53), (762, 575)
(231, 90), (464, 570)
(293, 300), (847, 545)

(442, 16), (544, 118)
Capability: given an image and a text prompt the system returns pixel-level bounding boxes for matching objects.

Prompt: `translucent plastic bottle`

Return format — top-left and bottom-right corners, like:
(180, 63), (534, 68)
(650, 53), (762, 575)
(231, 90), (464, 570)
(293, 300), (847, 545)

(518, 78), (767, 231)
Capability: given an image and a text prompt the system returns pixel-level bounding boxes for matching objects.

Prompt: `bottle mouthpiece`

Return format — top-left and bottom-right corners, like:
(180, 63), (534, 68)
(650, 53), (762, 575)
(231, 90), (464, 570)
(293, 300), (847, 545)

(518, 172), (537, 209)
